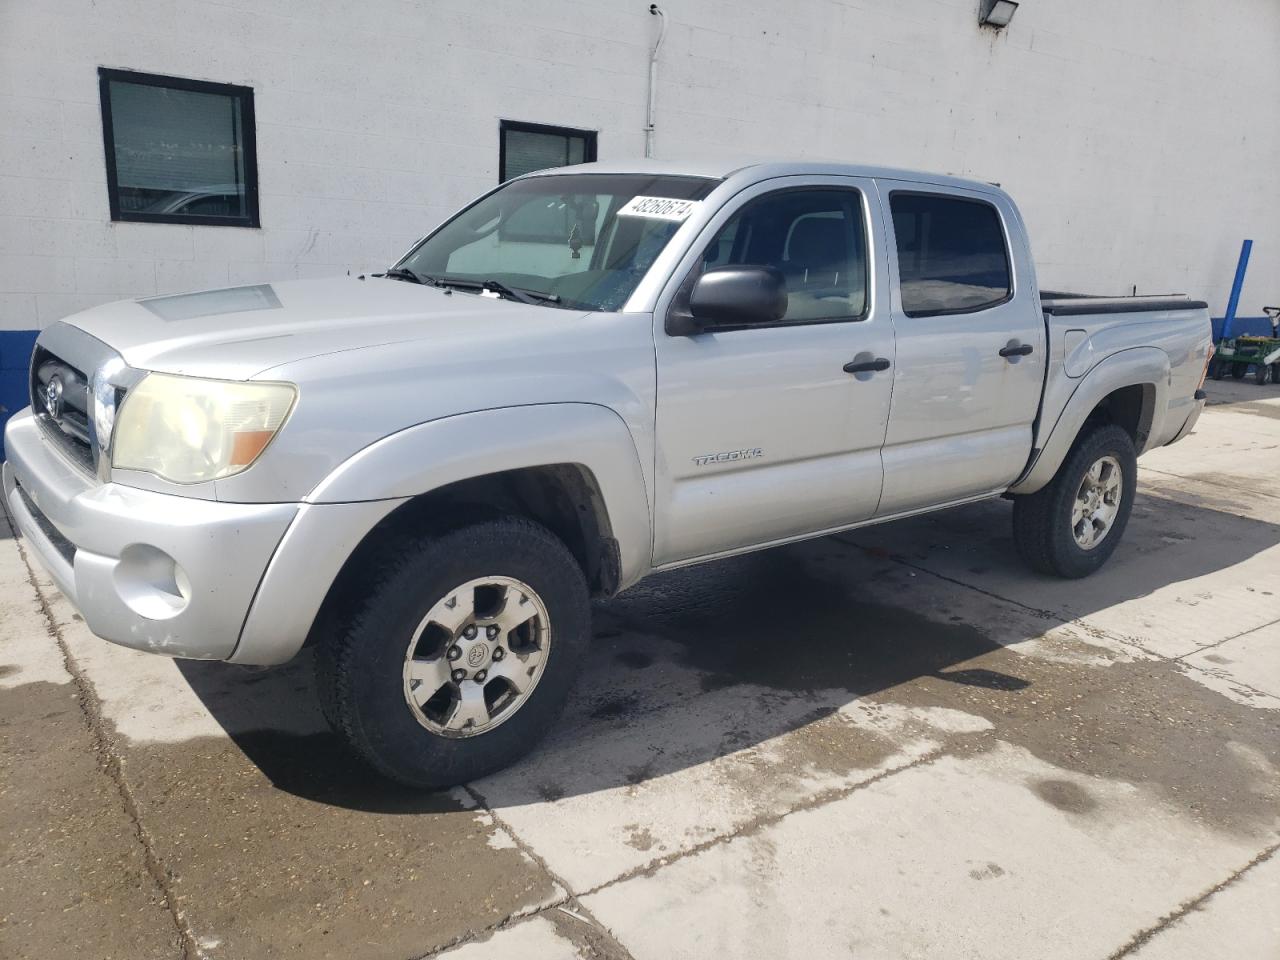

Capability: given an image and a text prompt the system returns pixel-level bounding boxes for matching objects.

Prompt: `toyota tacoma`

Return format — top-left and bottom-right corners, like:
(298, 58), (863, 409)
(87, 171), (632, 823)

(3, 160), (1213, 786)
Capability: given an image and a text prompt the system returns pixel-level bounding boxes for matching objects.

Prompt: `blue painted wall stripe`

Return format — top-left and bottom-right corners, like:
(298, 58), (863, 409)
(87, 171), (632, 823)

(1, 329), (39, 460)
(1211, 316), (1272, 340)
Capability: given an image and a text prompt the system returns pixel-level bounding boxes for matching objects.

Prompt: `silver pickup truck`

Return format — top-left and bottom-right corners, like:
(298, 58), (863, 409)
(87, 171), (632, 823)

(3, 160), (1212, 786)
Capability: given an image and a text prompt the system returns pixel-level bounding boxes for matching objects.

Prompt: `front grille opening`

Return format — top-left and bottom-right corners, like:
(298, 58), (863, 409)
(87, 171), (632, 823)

(30, 346), (96, 475)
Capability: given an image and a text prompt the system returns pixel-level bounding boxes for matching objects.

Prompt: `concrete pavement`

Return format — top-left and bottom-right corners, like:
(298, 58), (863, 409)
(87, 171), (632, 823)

(1, 377), (1278, 959)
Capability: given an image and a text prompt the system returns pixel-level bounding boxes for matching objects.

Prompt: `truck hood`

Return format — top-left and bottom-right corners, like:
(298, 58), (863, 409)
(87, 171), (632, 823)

(58, 277), (586, 380)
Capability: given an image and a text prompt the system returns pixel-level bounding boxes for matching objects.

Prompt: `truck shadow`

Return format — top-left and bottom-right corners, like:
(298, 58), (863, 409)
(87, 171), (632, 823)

(175, 489), (1280, 812)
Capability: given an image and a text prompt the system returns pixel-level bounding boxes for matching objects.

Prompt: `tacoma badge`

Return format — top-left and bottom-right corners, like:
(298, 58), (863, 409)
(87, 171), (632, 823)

(692, 447), (762, 467)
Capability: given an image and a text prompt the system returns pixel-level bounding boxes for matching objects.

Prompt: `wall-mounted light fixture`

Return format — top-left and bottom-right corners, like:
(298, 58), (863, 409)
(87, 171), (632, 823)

(979, 0), (1019, 28)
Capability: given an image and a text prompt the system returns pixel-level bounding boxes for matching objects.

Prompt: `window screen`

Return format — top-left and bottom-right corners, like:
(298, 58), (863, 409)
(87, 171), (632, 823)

(99, 68), (258, 227)
(499, 120), (597, 183)
(890, 193), (1011, 317)
(698, 189), (868, 324)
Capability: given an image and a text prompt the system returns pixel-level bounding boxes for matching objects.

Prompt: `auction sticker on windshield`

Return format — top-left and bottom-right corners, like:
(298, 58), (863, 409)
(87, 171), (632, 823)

(617, 196), (702, 221)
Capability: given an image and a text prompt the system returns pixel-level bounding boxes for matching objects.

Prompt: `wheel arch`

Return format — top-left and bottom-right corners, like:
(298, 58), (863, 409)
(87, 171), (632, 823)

(1088, 382), (1157, 448)
(327, 461), (621, 596)
(232, 404), (652, 665)
(1010, 348), (1168, 495)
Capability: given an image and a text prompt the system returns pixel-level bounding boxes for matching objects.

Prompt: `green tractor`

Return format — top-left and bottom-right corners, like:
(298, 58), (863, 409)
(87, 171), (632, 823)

(1211, 306), (1280, 385)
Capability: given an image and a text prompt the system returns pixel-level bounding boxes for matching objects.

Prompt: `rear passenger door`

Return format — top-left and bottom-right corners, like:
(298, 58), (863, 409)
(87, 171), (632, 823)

(652, 178), (895, 565)
(876, 186), (1045, 516)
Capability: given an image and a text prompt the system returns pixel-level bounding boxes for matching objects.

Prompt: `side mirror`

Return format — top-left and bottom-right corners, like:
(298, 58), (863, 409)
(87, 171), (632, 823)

(667, 265), (788, 335)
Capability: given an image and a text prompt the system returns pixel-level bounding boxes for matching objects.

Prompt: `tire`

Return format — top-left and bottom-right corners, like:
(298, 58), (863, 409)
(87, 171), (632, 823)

(1209, 356), (1227, 380)
(1012, 424), (1138, 579)
(1256, 362), (1273, 386)
(314, 516), (590, 788)
(1231, 363), (1247, 379)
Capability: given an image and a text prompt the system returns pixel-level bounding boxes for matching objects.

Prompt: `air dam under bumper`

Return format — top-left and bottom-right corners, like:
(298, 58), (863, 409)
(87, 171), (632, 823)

(3, 407), (297, 660)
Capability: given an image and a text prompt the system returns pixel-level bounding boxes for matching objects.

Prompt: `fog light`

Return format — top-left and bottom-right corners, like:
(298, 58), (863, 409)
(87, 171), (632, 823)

(113, 544), (191, 620)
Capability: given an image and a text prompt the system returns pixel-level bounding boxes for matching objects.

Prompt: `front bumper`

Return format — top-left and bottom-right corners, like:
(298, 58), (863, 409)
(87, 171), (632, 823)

(3, 407), (297, 660)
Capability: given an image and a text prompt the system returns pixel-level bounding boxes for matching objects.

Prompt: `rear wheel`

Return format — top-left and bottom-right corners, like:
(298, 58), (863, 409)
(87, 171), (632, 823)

(1012, 424), (1137, 578)
(1231, 362), (1248, 379)
(1209, 357), (1227, 380)
(314, 516), (590, 788)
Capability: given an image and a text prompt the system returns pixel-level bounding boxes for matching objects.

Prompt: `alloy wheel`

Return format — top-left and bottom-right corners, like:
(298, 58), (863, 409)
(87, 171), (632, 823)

(1071, 455), (1123, 550)
(402, 576), (551, 737)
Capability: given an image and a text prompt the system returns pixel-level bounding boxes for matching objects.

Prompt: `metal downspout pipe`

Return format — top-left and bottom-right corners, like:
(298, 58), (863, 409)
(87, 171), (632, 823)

(645, 4), (667, 158)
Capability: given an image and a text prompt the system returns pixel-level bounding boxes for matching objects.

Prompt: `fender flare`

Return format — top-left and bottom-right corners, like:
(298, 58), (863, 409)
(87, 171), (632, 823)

(232, 403), (653, 665)
(306, 402), (653, 584)
(1009, 347), (1169, 495)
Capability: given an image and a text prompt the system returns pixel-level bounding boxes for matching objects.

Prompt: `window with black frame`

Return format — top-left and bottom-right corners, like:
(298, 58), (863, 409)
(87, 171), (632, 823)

(98, 68), (259, 227)
(498, 121), (598, 243)
(499, 120), (597, 182)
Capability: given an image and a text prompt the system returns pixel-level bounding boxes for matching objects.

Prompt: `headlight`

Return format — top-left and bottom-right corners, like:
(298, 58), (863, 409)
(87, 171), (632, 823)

(112, 374), (296, 484)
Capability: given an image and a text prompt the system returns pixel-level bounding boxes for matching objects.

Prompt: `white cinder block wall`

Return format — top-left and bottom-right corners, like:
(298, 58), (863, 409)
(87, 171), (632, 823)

(1, 0), (1278, 359)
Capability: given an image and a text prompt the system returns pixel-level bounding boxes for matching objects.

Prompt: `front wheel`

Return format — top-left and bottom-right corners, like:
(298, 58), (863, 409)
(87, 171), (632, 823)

(1012, 424), (1138, 578)
(314, 516), (590, 788)
(1209, 356), (1227, 380)
(1256, 362), (1273, 386)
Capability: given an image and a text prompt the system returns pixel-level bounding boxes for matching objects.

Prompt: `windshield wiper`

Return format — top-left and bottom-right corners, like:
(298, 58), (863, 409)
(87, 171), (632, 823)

(426, 276), (561, 305)
(377, 266), (428, 284)
(480, 279), (561, 305)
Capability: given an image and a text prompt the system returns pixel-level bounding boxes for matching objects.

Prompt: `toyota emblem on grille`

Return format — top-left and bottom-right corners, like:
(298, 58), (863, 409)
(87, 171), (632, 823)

(43, 376), (64, 420)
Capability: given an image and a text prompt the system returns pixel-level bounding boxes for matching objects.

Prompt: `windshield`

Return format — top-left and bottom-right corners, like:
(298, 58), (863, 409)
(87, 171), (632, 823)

(395, 173), (718, 311)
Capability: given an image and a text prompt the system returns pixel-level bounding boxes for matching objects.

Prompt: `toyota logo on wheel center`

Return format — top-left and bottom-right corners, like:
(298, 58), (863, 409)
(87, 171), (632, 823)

(466, 643), (488, 668)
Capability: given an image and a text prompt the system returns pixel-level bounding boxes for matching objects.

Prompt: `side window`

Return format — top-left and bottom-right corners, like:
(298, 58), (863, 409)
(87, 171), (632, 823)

(889, 193), (1011, 317)
(699, 189), (868, 323)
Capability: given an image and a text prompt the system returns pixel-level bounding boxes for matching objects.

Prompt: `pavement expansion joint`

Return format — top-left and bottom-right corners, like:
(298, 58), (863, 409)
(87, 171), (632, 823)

(574, 745), (952, 901)
(1175, 614), (1280, 660)
(444, 783), (640, 960)
(1105, 838), (1280, 959)
(4, 507), (199, 960)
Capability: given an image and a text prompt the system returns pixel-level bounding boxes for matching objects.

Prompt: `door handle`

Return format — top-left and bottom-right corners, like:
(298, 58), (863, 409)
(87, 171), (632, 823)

(843, 357), (891, 374)
(999, 342), (1034, 358)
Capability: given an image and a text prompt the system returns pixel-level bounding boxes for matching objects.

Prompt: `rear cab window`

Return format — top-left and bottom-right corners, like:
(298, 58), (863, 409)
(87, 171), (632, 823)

(889, 192), (1012, 317)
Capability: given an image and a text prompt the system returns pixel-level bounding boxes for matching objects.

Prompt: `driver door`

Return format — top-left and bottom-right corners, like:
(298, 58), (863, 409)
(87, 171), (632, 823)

(651, 177), (896, 565)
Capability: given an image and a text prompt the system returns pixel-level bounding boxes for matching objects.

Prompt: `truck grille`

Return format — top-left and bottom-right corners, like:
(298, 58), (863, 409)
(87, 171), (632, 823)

(30, 345), (97, 474)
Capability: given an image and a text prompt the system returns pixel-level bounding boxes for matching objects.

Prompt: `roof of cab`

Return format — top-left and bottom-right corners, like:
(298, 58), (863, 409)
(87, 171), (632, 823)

(519, 157), (1001, 194)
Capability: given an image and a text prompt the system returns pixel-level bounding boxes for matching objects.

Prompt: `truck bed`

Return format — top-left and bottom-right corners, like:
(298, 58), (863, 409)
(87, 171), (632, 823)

(1031, 292), (1211, 474)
